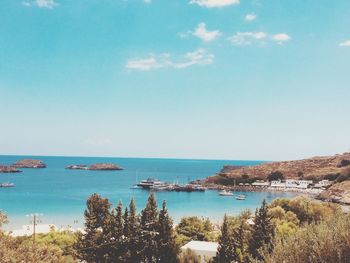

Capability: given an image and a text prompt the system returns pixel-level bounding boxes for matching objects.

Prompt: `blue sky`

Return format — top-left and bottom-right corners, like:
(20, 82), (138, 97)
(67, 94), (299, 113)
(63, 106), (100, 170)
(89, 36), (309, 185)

(0, 0), (350, 160)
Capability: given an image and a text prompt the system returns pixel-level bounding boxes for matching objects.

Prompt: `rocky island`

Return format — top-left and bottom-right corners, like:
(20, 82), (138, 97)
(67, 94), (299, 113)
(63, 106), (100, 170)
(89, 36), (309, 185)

(12, 159), (47, 168)
(66, 163), (123, 171)
(0, 165), (22, 173)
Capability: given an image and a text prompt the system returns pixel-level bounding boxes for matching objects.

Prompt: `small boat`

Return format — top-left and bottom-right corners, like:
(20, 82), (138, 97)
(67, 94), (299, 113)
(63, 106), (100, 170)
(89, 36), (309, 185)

(219, 190), (234, 196)
(0, 182), (15, 188)
(136, 178), (168, 189)
(236, 194), (246, 200)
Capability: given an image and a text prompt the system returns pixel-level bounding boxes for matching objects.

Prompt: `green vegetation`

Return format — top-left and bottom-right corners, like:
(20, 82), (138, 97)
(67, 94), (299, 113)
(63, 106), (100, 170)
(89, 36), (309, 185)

(1, 195), (349, 262)
(76, 192), (178, 263)
(267, 171), (284, 182)
(175, 216), (218, 245)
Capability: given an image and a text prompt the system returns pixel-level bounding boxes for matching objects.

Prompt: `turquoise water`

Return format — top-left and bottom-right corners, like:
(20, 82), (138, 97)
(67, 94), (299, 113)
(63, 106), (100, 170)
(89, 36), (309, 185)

(0, 156), (295, 229)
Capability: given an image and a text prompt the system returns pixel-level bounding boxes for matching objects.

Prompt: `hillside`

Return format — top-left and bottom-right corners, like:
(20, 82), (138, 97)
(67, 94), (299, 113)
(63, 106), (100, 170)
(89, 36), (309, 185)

(206, 152), (350, 184)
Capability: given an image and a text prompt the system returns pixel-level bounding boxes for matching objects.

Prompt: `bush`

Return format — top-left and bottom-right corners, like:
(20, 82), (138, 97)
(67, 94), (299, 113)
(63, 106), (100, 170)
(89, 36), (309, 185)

(263, 214), (350, 263)
(267, 171), (284, 182)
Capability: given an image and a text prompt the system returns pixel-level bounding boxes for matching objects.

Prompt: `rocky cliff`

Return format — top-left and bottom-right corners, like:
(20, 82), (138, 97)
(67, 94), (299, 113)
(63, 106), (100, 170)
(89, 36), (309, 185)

(318, 181), (350, 204)
(206, 152), (350, 184)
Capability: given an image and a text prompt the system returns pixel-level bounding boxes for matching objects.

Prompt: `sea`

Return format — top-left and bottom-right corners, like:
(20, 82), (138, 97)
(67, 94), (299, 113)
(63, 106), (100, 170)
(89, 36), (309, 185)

(0, 155), (296, 230)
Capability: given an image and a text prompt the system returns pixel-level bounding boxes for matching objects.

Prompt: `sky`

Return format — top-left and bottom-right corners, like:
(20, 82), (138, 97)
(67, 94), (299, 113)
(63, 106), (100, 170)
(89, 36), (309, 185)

(0, 0), (350, 161)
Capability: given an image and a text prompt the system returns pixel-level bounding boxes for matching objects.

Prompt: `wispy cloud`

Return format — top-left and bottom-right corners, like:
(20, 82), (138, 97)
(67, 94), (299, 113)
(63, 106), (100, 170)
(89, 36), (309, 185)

(22, 0), (58, 9)
(228, 32), (291, 46)
(339, 40), (350, 47)
(272, 33), (291, 44)
(245, 13), (256, 22)
(228, 32), (267, 46)
(143, 0), (152, 4)
(193, 23), (222, 42)
(190, 0), (240, 8)
(126, 49), (214, 71)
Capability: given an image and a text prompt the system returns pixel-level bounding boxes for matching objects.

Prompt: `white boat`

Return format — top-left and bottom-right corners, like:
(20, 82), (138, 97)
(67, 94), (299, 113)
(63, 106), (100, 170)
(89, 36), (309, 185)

(219, 190), (234, 196)
(137, 178), (168, 189)
(236, 194), (246, 200)
(0, 182), (15, 188)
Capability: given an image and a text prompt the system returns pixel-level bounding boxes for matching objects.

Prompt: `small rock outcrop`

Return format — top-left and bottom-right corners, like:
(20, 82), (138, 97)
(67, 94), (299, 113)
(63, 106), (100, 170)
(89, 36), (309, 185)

(12, 159), (47, 168)
(89, 163), (123, 171)
(66, 163), (123, 171)
(66, 165), (89, 170)
(0, 165), (22, 173)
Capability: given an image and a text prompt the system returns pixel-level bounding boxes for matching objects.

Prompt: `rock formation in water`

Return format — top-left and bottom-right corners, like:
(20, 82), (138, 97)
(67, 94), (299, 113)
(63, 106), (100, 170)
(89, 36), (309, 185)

(12, 159), (47, 168)
(0, 165), (22, 173)
(66, 163), (123, 171)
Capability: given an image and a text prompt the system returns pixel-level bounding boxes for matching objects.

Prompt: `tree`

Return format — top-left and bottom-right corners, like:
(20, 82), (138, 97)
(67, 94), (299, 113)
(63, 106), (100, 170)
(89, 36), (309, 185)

(104, 201), (125, 262)
(248, 200), (275, 260)
(157, 200), (178, 263)
(76, 193), (111, 263)
(179, 248), (201, 263)
(267, 171), (284, 182)
(214, 214), (239, 263)
(125, 198), (141, 263)
(140, 192), (159, 262)
(176, 216), (214, 243)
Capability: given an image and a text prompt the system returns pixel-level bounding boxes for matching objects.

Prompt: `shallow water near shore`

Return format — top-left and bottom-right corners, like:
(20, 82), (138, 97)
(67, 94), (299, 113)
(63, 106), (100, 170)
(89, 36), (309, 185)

(0, 155), (296, 230)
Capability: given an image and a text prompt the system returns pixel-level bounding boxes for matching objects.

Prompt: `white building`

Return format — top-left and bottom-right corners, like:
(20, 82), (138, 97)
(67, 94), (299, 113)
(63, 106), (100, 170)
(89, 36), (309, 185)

(181, 241), (218, 263)
(314, 180), (332, 188)
(270, 180), (313, 189)
(251, 181), (269, 187)
(270, 180), (286, 188)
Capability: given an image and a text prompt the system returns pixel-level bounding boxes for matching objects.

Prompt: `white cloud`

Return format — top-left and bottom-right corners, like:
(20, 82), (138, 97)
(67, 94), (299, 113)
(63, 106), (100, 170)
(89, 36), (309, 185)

(23, 0), (58, 9)
(272, 33), (291, 44)
(190, 0), (240, 8)
(228, 31), (267, 45)
(193, 23), (222, 42)
(126, 49), (214, 71)
(339, 40), (350, 47)
(228, 32), (291, 46)
(173, 49), (214, 68)
(245, 13), (256, 22)
(143, 0), (152, 4)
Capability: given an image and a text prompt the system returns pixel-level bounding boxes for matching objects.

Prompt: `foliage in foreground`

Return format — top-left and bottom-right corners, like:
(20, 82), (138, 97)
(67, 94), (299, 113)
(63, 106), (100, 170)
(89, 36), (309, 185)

(76, 192), (179, 263)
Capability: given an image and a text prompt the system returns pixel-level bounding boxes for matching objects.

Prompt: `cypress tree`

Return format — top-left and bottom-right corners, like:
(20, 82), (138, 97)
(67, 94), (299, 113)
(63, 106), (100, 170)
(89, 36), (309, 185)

(140, 192), (159, 263)
(214, 214), (238, 263)
(248, 199), (275, 260)
(113, 201), (125, 261)
(126, 198), (141, 263)
(76, 193), (111, 263)
(157, 200), (178, 263)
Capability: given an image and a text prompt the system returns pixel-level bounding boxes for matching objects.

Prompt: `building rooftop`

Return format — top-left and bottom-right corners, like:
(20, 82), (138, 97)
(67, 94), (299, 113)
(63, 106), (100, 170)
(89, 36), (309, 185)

(181, 240), (218, 252)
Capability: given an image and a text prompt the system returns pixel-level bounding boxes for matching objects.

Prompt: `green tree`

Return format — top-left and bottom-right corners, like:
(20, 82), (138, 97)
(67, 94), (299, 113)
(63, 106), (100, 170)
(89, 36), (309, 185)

(140, 192), (159, 263)
(214, 214), (239, 263)
(267, 171), (284, 182)
(76, 193), (111, 263)
(104, 201), (125, 262)
(248, 200), (275, 260)
(157, 200), (178, 263)
(125, 198), (141, 263)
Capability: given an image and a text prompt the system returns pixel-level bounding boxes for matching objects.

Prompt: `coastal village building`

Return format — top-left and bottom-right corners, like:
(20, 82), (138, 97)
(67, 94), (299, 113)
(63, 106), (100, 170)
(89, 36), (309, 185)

(270, 180), (313, 189)
(251, 180), (270, 187)
(314, 180), (332, 188)
(181, 241), (218, 263)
